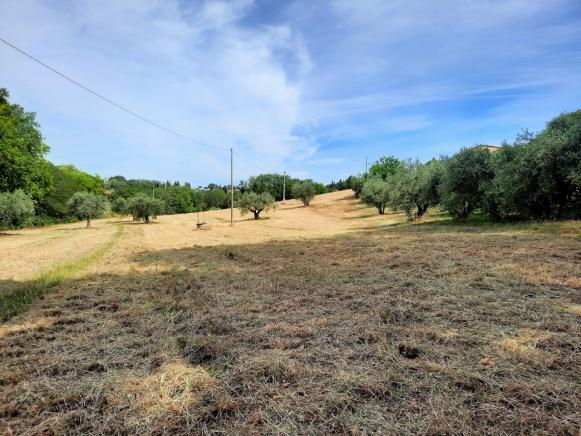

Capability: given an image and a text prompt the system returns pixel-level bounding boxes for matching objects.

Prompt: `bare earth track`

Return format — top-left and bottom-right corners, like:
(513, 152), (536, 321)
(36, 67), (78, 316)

(0, 191), (579, 434)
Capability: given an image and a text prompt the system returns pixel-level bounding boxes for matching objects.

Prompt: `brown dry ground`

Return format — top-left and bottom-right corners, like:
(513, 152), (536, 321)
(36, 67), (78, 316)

(0, 190), (580, 435)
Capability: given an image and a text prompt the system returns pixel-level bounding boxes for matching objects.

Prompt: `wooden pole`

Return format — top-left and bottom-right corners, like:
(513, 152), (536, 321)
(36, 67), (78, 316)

(230, 147), (234, 226)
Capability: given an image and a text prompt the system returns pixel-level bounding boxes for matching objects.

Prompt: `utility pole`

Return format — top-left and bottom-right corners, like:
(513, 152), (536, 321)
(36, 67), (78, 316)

(152, 187), (155, 198)
(230, 147), (234, 226)
(365, 156), (368, 175)
(282, 171), (286, 204)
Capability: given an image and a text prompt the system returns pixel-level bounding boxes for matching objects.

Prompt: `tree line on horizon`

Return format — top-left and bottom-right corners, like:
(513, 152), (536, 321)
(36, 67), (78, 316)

(2, 86), (580, 229)
(0, 88), (327, 229)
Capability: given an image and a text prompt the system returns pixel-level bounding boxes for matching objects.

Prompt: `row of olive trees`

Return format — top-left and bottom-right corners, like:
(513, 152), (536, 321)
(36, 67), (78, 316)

(67, 192), (165, 226)
(0, 190), (165, 230)
(237, 180), (318, 219)
(359, 110), (581, 220)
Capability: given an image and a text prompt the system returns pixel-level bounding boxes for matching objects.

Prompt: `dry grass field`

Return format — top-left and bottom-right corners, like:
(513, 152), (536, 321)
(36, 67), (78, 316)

(0, 190), (580, 434)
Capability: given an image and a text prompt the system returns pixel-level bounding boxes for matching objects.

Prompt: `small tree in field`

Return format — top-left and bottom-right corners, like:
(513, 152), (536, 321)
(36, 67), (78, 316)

(238, 191), (275, 219)
(0, 190), (35, 229)
(361, 177), (390, 214)
(292, 181), (316, 206)
(127, 193), (164, 223)
(67, 192), (106, 227)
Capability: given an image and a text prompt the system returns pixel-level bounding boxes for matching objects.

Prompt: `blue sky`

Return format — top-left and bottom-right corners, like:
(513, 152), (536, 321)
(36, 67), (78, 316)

(1, 0), (580, 185)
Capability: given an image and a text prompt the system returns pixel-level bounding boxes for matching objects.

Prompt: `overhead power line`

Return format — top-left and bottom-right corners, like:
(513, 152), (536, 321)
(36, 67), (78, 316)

(0, 36), (227, 153)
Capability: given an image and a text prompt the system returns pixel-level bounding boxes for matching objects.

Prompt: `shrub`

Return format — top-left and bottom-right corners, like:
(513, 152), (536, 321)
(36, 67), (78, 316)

(67, 192), (106, 227)
(350, 175), (365, 198)
(439, 147), (493, 219)
(127, 193), (164, 223)
(111, 197), (128, 214)
(0, 190), (35, 229)
(237, 191), (275, 219)
(292, 181), (316, 206)
(361, 177), (390, 214)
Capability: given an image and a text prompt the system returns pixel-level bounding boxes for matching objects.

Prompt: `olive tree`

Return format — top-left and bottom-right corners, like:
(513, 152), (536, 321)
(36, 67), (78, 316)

(0, 190), (35, 229)
(439, 147), (493, 219)
(237, 191), (275, 219)
(292, 181), (316, 206)
(127, 193), (164, 223)
(389, 159), (444, 219)
(67, 191), (106, 227)
(361, 177), (390, 214)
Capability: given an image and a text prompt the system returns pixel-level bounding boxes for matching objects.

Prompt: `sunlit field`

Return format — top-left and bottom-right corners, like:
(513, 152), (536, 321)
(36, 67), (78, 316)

(0, 191), (579, 434)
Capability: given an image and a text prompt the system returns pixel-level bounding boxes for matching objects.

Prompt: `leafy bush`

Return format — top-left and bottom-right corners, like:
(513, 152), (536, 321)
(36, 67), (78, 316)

(111, 197), (128, 214)
(292, 181), (316, 206)
(67, 192), (106, 227)
(237, 191), (275, 219)
(361, 177), (390, 214)
(439, 147), (493, 219)
(350, 175), (365, 198)
(0, 190), (35, 229)
(127, 193), (164, 223)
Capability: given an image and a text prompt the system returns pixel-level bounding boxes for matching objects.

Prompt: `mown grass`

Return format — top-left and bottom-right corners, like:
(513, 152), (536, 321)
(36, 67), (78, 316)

(0, 223), (123, 321)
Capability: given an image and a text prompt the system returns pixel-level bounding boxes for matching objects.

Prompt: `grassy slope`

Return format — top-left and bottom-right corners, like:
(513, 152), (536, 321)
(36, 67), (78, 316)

(0, 192), (579, 434)
(0, 223), (123, 321)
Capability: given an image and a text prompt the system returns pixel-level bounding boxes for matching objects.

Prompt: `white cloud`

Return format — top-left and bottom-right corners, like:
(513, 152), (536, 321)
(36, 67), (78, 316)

(0, 0), (312, 183)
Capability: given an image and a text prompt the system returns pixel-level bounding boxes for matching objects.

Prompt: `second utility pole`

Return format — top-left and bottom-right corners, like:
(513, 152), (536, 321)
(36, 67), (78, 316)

(283, 171), (286, 204)
(230, 147), (234, 226)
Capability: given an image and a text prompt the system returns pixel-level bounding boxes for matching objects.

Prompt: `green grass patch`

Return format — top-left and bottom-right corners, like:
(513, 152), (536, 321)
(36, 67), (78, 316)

(0, 223), (123, 322)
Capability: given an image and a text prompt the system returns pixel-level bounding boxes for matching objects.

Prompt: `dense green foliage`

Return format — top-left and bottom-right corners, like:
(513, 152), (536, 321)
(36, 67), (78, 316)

(485, 112), (581, 219)
(361, 177), (390, 214)
(369, 155), (405, 181)
(358, 110), (581, 220)
(0, 190), (35, 229)
(292, 181), (317, 206)
(439, 147), (494, 219)
(237, 191), (276, 219)
(0, 88), (52, 200)
(67, 192), (106, 227)
(387, 159), (444, 218)
(40, 164), (105, 218)
(127, 194), (164, 223)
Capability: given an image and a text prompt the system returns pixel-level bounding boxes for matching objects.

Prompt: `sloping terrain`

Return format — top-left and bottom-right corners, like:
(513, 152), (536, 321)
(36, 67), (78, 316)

(0, 191), (579, 434)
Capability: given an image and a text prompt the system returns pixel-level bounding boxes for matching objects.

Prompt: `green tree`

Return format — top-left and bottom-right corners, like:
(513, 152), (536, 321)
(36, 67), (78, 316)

(127, 194), (164, 223)
(389, 159), (444, 219)
(361, 177), (390, 214)
(67, 192), (106, 227)
(0, 190), (35, 229)
(111, 197), (128, 214)
(439, 147), (494, 219)
(0, 88), (52, 199)
(369, 155), (405, 181)
(40, 164), (105, 217)
(237, 191), (275, 219)
(248, 173), (287, 201)
(205, 188), (228, 209)
(349, 175), (365, 198)
(486, 110), (581, 219)
(292, 181), (316, 206)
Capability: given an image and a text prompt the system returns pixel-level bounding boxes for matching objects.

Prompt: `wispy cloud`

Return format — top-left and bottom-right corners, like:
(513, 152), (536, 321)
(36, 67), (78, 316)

(1, 0), (580, 183)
